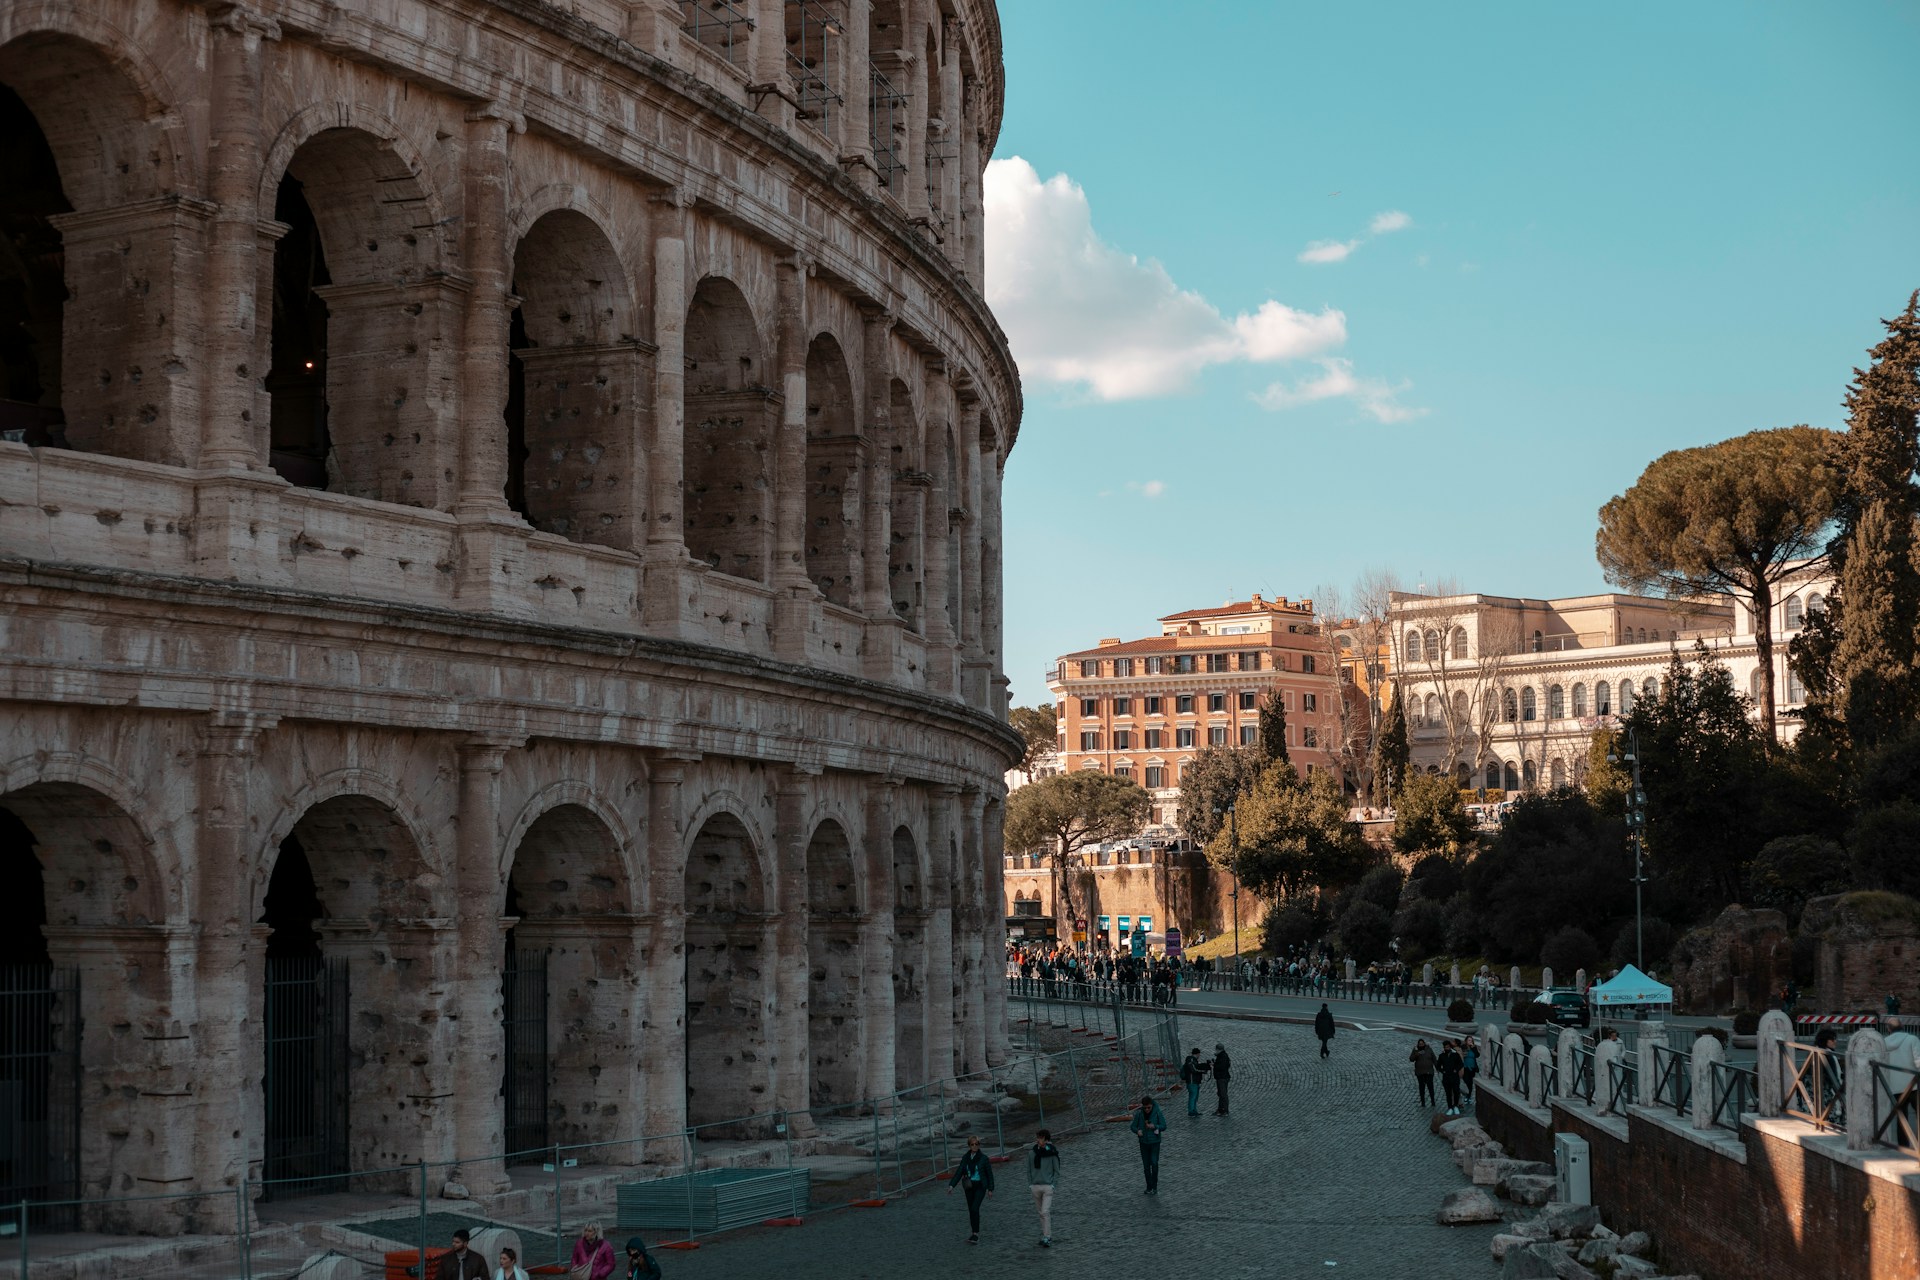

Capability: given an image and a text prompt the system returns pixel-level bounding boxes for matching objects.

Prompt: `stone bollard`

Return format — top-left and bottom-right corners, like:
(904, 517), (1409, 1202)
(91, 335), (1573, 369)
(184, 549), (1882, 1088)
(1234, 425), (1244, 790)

(1557, 1028), (1579, 1100)
(1346, 958), (1357, 980)
(1638, 1021), (1665, 1107)
(1529, 1044), (1552, 1109)
(1482, 1022), (1503, 1071)
(1452, 963), (1461, 986)
(1423, 962), (1433, 987)
(1575, 967), (1587, 993)
(1504, 1033), (1526, 1089)
(1847, 1029), (1888, 1151)
(1542, 966), (1554, 991)
(1594, 1038), (1623, 1114)
(1509, 965), (1520, 989)
(471, 1228), (523, 1266)
(1756, 1009), (1794, 1117)
(1690, 1033), (1724, 1129)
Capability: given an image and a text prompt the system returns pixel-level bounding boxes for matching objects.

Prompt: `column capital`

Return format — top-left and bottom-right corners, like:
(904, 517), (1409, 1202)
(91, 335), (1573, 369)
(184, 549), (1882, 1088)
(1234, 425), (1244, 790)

(206, 2), (281, 40)
(649, 185), (696, 210)
(457, 736), (523, 771)
(465, 99), (527, 133)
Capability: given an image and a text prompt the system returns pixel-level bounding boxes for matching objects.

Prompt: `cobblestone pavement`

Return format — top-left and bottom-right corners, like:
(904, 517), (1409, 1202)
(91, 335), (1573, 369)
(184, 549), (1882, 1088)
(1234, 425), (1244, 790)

(661, 1018), (1501, 1279)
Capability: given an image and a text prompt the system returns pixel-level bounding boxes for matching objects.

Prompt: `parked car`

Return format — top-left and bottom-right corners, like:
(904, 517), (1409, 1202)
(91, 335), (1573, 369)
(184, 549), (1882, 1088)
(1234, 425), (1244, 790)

(1535, 988), (1591, 1028)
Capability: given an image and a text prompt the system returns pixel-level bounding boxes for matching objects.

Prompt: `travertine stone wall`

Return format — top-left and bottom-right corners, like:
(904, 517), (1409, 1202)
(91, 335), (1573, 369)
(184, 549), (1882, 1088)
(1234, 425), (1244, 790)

(0, 0), (1017, 1233)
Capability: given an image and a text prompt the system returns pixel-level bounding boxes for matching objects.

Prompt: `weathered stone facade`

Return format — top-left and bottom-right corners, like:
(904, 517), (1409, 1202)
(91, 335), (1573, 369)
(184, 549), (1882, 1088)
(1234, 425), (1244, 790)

(0, 0), (1018, 1231)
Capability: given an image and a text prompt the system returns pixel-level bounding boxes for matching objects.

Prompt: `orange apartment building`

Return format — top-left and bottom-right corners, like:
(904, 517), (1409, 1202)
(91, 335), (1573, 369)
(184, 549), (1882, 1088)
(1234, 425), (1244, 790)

(1046, 593), (1347, 832)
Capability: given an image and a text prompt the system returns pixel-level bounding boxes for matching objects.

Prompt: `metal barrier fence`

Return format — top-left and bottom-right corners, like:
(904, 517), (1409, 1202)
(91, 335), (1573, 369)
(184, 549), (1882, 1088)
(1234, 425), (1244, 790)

(1652, 1044), (1692, 1115)
(1873, 1061), (1920, 1160)
(1781, 1040), (1845, 1131)
(0, 1006), (1180, 1280)
(1709, 1060), (1757, 1131)
(1186, 973), (1532, 1012)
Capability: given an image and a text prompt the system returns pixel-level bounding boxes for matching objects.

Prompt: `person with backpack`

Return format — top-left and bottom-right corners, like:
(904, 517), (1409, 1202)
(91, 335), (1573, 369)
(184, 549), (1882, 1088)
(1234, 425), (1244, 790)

(1028, 1129), (1062, 1248)
(946, 1134), (995, 1243)
(1461, 1035), (1480, 1101)
(1128, 1094), (1166, 1193)
(1314, 1003), (1337, 1058)
(1409, 1038), (1438, 1109)
(1437, 1039), (1465, 1115)
(1211, 1042), (1232, 1115)
(1179, 1046), (1210, 1115)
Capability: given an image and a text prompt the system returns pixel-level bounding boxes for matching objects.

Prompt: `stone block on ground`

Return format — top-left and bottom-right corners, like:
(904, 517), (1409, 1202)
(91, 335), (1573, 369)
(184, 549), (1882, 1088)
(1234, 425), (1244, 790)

(1483, 1158), (1553, 1188)
(1610, 1257), (1658, 1277)
(1436, 1186), (1506, 1224)
(1533, 1202), (1603, 1239)
(1617, 1230), (1651, 1257)
(1575, 1237), (1617, 1264)
(1503, 1242), (1597, 1279)
(1505, 1172), (1559, 1205)
(1490, 1233), (1535, 1261)
(1442, 1119), (1494, 1150)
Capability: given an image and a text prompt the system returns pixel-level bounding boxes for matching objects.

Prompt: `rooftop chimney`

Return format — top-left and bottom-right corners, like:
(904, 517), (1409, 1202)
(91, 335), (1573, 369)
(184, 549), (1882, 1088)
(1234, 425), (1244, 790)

(1098, 637), (1121, 647)
(1250, 592), (1264, 607)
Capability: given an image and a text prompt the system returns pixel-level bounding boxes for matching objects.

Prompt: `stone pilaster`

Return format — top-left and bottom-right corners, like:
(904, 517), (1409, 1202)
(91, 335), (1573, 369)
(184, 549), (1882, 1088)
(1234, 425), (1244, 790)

(772, 767), (815, 1124)
(982, 796), (1010, 1065)
(772, 255), (814, 658)
(451, 738), (514, 1192)
(956, 787), (987, 1076)
(640, 755), (697, 1153)
(839, 0), (873, 184)
(643, 198), (693, 636)
(924, 785), (957, 1086)
(978, 435), (1005, 714)
(860, 779), (899, 1106)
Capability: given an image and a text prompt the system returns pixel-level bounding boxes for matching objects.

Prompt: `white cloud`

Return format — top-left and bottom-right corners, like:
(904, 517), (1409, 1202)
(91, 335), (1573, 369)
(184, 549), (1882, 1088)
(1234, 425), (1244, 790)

(985, 157), (1346, 400)
(1369, 210), (1413, 234)
(1297, 238), (1361, 265)
(1254, 357), (1425, 424)
(1125, 479), (1168, 499)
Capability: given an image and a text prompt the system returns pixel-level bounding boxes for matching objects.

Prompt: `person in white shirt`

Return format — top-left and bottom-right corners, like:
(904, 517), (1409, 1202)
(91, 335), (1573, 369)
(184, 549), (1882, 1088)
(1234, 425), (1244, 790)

(1882, 1017), (1920, 1071)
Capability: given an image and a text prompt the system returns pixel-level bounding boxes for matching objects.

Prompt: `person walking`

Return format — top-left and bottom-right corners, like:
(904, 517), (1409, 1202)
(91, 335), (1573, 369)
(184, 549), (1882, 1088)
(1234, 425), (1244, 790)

(1029, 1129), (1061, 1248)
(620, 1239), (660, 1280)
(946, 1134), (995, 1243)
(438, 1230), (489, 1280)
(1409, 1038), (1438, 1109)
(493, 1247), (530, 1280)
(1211, 1042), (1232, 1115)
(1438, 1039), (1464, 1115)
(1129, 1094), (1166, 1193)
(568, 1225), (615, 1280)
(1461, 1035), (1480, 1101)
(1314, 1003), (1336, 1058)
(1179, 1047), (1209, 1115)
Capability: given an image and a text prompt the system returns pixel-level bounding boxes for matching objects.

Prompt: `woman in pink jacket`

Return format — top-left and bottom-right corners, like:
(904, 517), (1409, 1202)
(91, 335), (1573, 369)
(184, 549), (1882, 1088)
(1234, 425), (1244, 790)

(569, 1223), (615, 1280)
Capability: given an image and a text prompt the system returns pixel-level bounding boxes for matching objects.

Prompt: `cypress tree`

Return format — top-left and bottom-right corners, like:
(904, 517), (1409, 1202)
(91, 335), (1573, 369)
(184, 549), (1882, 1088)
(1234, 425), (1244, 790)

(1373, 693), (1410, 802)
(1258, 691), (1292, 771)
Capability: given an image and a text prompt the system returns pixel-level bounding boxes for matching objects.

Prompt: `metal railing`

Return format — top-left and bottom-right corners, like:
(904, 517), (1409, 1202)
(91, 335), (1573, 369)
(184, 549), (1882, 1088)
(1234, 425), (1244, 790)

(679, 0), (754, 68)
(1652, 1044), (1692, 1115)
(868, 65), (908, 192)
(1709, 1059), (1757, 1132)
(1872, 1061), (1920, 1160)
(1781, 1040), (1845, 1131)
(1570, 1046), (1595, 1104)
(1510, 1045), (1531, 1098)
(0, 1007), (1180, 1280)
(1486, 1042), (1505, 1086)
(1607, 1055), (1638, 1112)
(786, 0), (842, 133)
(1188, 972), (1531, 1012)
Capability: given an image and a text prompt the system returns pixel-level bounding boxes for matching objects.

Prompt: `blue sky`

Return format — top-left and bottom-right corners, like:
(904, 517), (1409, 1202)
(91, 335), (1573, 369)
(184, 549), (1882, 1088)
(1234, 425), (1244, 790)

(985, 0), (1920, 707)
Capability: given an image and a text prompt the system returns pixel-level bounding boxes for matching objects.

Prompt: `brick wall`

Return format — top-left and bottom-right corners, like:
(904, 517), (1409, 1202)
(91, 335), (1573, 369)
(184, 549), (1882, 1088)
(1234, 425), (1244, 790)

(1476, 1088), (1920, 1279)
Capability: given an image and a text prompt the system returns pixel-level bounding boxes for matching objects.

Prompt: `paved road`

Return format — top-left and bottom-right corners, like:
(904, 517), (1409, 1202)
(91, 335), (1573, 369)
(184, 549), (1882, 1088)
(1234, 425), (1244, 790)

(659, 1018), (1501, 1279)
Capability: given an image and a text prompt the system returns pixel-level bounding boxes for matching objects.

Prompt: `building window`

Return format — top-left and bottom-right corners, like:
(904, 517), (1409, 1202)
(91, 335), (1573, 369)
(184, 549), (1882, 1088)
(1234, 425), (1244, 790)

(1238, 652), (1262, 671)
(1174, 655), (1196, 674)
(1452, 627), (1468, 659)
(1081, 697), (1099, 717)
(1207, 653), (1231, 673)
(1079, 660), (1099, 677)
(1523, 760), (1538, 787)
(1485, 761), (1500, 790)
(1176, 694), (1195, 714)
(1239, 691), (1257, 710)
(1145, 766), (1167, 788)
(1808, 592), (1826, 615)
(1272, 652), (1287, 671)
(1114, 658), (1134, 677)
(1787, 669), (1806, 703)
(1572, 683), (1587, 717)
(1112, 730), (1132, 750)
(1502, 688), (1518, 722)
(1532, 629), (1543, 653)
(1548, 684), (1565, 718)
(1424, 629), (1440, 661)
(1406, 629), (1423, 662)
(1521, 687), (1537, 721)
(1178, 761), (1191, 781)
(1302, 727), (1318, 748)
(1303, 692), (1318, 712)
(1144, 729), (1163, 749)
(1642, 677), (1657, 702)
(1115, 764), (1133, 780)
(1145, 656), (1166, 674)
(1114, 697), (1132, 716)
(1080, 731), (1101, 751)
(1596, 681), (1611, 715)
(1145, 696), (1162, 715)
(1504, 761), (1520, 792)
(1208, 726), (1229, 745)
(1551, 758), (1567, 788)
(1240, 725), (1258, 746)
(1208, 693), (1226, 713)
(1176, 728), (1196, 748)
(1422, 692), (1437, 726)
(1618, 681), (1634, 714)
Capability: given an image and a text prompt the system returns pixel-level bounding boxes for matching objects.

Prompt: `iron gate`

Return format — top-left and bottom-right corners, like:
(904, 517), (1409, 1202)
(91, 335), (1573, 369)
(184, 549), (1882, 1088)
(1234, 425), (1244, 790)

(262, 955), (350, 1198)
(502, 948), (549, 1161)
(0, 965), (80, 1225)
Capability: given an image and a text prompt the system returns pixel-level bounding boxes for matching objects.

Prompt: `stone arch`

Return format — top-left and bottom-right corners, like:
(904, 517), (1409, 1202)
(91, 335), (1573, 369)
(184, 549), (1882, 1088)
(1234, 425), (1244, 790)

(891, 822), (926, 1087)
(257, 790), (438, 1181)
(506, 208), (645, 548)
(887, 378), (925, 629)
(265, 118), (457, 505)
(683, 809), (774, 1129)
(805, 818), (862, 1105)
(1503, 761), (1520, 793)
(683, 274), (774, 581)
(502, 800), (639, 1151)
(0, 774), (174, 1206)
(804, 332), (860, 606)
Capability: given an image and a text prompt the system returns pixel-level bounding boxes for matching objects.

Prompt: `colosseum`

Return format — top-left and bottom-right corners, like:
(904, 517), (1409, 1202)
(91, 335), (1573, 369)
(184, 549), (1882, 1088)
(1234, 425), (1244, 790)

(0, 0), (1019, 1228)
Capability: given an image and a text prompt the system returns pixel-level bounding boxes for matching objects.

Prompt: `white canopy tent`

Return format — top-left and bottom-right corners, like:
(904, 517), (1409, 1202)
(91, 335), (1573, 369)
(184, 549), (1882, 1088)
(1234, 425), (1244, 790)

(1588, 964), (1673, 1009)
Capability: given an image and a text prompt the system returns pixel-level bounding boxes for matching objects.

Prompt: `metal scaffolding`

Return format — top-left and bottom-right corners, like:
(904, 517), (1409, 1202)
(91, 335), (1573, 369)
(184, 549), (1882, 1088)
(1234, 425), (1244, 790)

(868, 63), (909, 194)
(786, 1), (844, 135)
(679, 0), (754, 69)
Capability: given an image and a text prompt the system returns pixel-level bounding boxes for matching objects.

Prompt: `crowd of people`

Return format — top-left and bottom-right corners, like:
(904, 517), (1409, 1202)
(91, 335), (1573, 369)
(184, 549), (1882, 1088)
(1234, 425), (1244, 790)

(1006, 939), (1186, 1004)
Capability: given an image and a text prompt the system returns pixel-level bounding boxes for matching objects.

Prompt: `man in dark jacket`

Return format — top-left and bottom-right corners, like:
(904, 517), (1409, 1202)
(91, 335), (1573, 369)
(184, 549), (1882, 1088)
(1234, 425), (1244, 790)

(435, 1230), (488, 1280)
(1314, 1004), (1336, 1058)
(1179, 1047), (1210, 1115)
(1211, 1042), (1232, 1115)
(1409, 1038), (1438, 1108)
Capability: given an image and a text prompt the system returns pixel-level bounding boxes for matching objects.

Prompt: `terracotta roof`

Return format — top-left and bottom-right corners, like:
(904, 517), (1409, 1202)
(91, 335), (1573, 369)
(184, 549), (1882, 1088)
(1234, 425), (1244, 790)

(1058, 634), (1280, 660)
(1156, 597), (1309, 623)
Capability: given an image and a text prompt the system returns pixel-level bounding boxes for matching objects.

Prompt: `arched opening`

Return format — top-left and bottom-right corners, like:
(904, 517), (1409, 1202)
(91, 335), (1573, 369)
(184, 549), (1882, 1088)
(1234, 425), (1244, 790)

(506, 211), (643, 548)
(267, 128), (454, 505)
(1423, 629), (1439, 662)
(683, 812), (771, 1129)
(1572, 683), (1588, 717)
(1596, 681), (1612, 716)
(1618, 681), (1635, 715)
(503, 803), (634, 1156)
(1522, 760), (1538, 789)
(1548, 685), (1564, 719)
(1550, 758), (1567, 789)
(888, 380), (924, 629)
(1521, 687), (1536, 722)
(1502, 761), (1520, 793)
(1451, 627), (1468, 660)
(0, 782), (164, 1215)
(890, 824), (924, 1088)
(0, 82), (70, 446)
(803, 334), (859, 605)
(805, 820), (861, 1106)
(1502, 688), (1517, 722)
(259, 794), (435, 1190)
(1454, 762), (1472, 786)
(683, 276), (773, 580)
(1405, 630), (1422, 662)
(1484, 761), (1500, 791)
(0, 34), (184, 462)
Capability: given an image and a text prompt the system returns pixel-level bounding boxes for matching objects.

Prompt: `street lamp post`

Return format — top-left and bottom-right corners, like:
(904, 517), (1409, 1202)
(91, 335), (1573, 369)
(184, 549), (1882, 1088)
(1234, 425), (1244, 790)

(1611, 728), (1649, 969)
(1214, 799), (1243, 968)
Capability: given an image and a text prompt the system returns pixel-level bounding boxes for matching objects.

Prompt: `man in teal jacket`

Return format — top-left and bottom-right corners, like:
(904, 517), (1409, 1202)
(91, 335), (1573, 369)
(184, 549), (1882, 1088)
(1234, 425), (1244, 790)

(1129, 1094), (1166, 1193)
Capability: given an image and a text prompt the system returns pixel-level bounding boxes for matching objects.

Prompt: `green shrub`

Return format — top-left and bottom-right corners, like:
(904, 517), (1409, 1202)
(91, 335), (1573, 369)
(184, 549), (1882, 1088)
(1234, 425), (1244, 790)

(1509, 998), (1547, 1025)
(1731, 1009), (1759, 1035)
(1448, 998), (1476, 1023)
